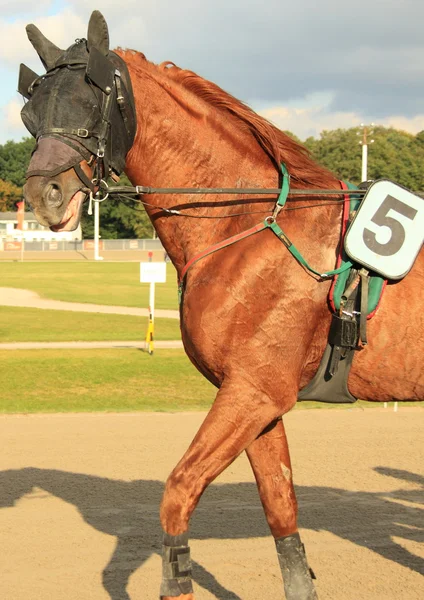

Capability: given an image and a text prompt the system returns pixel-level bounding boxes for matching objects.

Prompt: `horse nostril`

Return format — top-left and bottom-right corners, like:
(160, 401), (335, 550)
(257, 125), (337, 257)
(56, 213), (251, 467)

(43, 182), (63, 208)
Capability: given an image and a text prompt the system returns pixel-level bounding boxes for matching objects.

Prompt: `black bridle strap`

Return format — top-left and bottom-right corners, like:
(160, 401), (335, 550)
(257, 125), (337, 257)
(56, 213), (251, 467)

(96, 78), (116, 160)
(38, 127), (95, 139)
(74, 162), (95, 192)
(104, 184), (369, 197)
(115, 74), (134, 143)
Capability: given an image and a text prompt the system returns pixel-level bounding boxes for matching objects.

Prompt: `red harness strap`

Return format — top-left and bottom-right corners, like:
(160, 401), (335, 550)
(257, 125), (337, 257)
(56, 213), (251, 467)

(328, 181), (351, 313)
(179, 221), (267, 289)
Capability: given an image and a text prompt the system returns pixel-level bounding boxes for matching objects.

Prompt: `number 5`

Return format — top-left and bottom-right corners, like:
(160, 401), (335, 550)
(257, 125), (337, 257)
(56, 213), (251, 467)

(363, 195), (417, 256)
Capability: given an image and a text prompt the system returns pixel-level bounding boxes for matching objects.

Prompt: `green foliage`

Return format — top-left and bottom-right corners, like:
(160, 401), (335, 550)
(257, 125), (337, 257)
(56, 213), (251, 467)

(0, 137), (35, 187)
(0, 178), (22, 211)
(304, 128), (362, 182)
(304, 126), (424, 189)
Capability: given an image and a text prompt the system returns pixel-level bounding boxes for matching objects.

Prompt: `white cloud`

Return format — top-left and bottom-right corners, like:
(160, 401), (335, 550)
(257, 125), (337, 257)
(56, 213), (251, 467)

(384, 115), (424, 135)
(0, 10), (87, 69)
(4, 97), (24, 128)
(0, 96), (28, 143)
(258, 104), (424, 140)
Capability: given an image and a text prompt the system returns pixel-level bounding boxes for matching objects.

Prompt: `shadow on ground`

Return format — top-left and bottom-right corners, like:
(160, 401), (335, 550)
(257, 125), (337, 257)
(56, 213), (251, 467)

(0, 466), (422, 599)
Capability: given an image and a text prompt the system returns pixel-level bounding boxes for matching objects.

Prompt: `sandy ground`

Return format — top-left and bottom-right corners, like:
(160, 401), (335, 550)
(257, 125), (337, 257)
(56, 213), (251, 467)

(0, 287), (179, 319)
(0, 408), (422, 600)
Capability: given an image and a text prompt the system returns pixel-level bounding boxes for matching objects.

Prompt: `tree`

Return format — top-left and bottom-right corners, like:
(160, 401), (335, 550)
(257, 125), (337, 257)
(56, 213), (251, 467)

(0, 138), (36, 187)
(304, 128), (363, 183)
(304, 127), (424, 191)
(0, 178), (22, 211)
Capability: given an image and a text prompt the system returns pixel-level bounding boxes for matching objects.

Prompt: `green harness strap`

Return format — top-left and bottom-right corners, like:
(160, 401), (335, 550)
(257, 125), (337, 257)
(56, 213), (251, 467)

(178, 164), (353, 304)
(265, 164), (352, 278)
(265, 218), (352, 278)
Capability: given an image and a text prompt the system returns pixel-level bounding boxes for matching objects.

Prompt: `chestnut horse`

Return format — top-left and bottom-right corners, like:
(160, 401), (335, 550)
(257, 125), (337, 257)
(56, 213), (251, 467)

(21, 11), (423, 600)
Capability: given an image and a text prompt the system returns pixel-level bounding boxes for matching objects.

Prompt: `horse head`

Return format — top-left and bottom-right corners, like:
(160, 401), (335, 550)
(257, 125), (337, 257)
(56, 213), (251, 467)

(20, 11), (136, 232)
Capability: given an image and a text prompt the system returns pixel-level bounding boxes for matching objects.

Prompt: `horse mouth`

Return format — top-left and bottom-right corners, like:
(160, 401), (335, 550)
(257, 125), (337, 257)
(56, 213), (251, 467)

(50, 190), (86, 232)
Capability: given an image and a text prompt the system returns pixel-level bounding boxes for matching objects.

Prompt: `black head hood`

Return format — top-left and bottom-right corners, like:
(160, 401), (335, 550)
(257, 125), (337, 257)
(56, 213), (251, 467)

(19, 11), (136, 176)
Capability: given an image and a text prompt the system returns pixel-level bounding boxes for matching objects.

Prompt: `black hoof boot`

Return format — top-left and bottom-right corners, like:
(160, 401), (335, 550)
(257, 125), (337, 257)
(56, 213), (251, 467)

(275, 533), (318, 600)
(160, 532), (193, 598)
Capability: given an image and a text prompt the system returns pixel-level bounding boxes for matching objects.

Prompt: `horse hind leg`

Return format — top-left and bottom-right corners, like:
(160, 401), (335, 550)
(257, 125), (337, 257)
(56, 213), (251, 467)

(159, 380), (287, 599)
(245, 418), (318, 600)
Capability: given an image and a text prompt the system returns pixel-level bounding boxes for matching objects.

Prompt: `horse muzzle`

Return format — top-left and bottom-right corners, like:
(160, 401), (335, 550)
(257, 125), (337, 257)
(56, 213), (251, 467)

(24, 175), (86, 232)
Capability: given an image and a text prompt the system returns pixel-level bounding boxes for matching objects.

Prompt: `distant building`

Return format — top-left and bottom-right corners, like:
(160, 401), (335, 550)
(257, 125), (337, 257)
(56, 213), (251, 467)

(0, 211), (82, 242)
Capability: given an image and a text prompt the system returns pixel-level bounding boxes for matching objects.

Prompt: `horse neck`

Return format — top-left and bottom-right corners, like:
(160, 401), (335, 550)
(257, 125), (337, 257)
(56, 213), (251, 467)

(123, 59), (341, 274)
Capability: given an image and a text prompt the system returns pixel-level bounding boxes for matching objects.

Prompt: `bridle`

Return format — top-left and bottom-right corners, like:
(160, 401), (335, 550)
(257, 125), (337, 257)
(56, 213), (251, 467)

(20, 40), (136, 207)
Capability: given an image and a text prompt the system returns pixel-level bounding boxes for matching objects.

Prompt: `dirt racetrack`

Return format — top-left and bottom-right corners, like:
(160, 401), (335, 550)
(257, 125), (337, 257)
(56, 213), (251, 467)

(0, 408), (423, 600)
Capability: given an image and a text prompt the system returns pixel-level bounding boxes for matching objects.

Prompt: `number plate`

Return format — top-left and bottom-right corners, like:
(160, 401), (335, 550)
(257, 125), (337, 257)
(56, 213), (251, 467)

(345, 180), (424, 279)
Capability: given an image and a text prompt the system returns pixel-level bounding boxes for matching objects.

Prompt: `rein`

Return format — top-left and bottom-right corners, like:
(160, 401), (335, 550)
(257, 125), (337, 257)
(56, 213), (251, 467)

(102, 183), (368, 198)
(93, 167), (359, 299)
(93, 167), (361, 299)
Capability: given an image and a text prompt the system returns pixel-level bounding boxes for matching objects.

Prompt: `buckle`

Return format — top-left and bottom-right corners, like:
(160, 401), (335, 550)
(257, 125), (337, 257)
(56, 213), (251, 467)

(90, 178), (109, 202)
(77, 128), (89, 138)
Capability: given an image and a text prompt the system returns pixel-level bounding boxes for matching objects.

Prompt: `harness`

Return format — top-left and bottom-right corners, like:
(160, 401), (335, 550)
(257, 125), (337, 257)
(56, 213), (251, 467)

(103, 166), (381, 403)
(178, 167), (353, 291)
(118, 167), (381, 402)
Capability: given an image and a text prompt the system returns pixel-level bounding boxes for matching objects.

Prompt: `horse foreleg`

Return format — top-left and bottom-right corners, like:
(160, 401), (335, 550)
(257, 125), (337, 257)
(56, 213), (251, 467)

(159, 382), (283, 599)
(245, 418), (318, 600)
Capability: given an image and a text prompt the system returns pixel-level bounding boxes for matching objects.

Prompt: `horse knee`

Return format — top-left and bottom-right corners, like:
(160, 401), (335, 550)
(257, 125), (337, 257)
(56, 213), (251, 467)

(160, 469), (193, 533)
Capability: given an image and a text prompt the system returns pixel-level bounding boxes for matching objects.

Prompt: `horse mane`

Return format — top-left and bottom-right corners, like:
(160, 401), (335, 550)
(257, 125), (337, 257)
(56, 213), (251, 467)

(118, 50), (338, 188)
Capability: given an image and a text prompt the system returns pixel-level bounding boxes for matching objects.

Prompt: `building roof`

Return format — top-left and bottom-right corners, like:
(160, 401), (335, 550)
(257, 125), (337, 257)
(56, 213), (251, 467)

(0, 211), (38, 222)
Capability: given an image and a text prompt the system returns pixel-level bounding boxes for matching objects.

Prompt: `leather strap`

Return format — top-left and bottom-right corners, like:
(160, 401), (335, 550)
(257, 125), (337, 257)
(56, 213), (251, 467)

(359, 268), (370, 346)
(38, 127), (97, 139)
(74, 162), (95, 191)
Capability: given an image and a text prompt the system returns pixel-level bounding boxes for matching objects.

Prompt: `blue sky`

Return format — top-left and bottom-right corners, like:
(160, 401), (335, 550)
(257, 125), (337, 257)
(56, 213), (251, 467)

(1, 0), (423, 144)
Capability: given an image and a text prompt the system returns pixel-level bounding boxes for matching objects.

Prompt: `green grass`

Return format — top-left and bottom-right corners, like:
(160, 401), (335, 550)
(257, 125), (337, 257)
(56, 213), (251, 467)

(0, 262), (179, 309)
(0, 349), (215, 413)
(0, 263), (422, 415)
(0, 307), (181, 342)
(1, 348), (422, 414)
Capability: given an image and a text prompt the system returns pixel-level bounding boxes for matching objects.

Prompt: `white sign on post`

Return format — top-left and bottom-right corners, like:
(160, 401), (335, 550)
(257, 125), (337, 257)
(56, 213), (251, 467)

(345, 180), (424, 279)
(140, 262), (167, 354)
(140, 262), (167, 283)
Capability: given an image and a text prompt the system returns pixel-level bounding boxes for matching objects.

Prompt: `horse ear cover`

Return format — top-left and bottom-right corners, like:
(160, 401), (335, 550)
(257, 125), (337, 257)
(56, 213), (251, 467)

(87, 10), (110, 55)
(26, 24), (62, 71)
